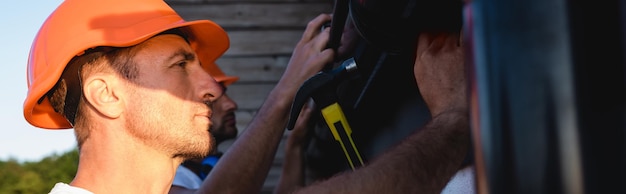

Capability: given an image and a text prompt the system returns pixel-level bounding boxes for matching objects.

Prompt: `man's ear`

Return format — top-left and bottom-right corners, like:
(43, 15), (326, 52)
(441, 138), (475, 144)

(83, 74), (123, 119)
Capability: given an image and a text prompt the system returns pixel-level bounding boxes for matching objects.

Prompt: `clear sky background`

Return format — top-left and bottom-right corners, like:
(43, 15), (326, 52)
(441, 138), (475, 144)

(0, 0), (76, 162)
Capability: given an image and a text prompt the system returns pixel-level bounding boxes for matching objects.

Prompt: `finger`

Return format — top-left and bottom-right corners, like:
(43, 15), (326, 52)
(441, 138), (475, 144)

(443, 32), (462, 50)
(301, 13), (332, 42)
(292, 99), (315, 137)
(313, 48), (335, 67)
(313, 27), (331, 51)
(295, 100), (315, 126)
(417, 32), (436, 56)
(296, 105), (312, 125)
(416, 33), (431, 56)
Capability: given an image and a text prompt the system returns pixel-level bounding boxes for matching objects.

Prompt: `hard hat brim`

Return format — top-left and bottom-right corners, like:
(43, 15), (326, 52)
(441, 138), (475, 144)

(215, 75), (239, 87)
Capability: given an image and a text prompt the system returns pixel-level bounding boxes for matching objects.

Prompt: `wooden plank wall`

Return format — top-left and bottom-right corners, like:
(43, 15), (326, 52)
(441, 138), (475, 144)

(166, 0), (333, 193)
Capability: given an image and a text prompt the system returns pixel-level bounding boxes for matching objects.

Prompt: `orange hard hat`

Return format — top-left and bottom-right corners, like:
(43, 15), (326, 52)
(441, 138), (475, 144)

(24, 0), (235, 129)
(210, 66), (239, 87)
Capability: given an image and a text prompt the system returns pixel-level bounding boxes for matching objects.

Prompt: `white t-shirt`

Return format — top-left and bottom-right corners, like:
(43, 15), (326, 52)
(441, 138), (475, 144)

(171, 165), (203, 189)
(441, 165), (476, 194)
(49, 183), (93, 194)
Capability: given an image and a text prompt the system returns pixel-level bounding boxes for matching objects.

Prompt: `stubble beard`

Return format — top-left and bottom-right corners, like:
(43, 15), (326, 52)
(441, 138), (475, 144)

(124, 110), (214, 160)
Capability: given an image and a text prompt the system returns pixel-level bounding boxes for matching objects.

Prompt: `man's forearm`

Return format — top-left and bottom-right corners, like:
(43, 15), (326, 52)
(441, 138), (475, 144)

(274, 139), (305, 194)
(295, 110), (470, 194)
(195, 12), (333, 193)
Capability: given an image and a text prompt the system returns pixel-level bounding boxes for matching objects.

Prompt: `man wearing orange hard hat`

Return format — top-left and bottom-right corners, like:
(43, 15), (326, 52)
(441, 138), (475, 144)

(25, 0), (472, 193)
(24, 0), (334, 193)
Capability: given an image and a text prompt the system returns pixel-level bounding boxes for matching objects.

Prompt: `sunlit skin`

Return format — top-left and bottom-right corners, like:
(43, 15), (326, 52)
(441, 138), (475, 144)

(71, 34), (223, 193)
(125, 34), (223, 160)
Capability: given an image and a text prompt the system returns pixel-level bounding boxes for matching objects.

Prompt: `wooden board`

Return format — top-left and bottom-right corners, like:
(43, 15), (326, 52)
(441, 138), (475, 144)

(170, 3), (333, 29)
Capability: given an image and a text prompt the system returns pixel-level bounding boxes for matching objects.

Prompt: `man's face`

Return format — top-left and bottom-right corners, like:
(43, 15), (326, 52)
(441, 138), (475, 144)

(121, 34), (223, 159)
(210, 88), (238, 144)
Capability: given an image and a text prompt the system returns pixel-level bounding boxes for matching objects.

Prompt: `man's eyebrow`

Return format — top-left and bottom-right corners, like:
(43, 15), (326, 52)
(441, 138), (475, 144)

(167, 49), (196, 62)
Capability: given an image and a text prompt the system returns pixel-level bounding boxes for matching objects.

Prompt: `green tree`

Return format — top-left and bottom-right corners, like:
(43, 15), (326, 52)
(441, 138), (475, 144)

(0, 159), (25, 193)
(13, 171), (44, 193)
(0, 148), (78, 193)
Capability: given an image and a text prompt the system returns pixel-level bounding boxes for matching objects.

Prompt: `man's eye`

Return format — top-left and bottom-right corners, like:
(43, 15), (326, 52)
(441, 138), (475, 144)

(175, 61), (187, 68)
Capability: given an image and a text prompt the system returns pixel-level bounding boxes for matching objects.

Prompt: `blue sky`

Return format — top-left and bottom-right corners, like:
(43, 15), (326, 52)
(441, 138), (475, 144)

(0, 0), (76, 162)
